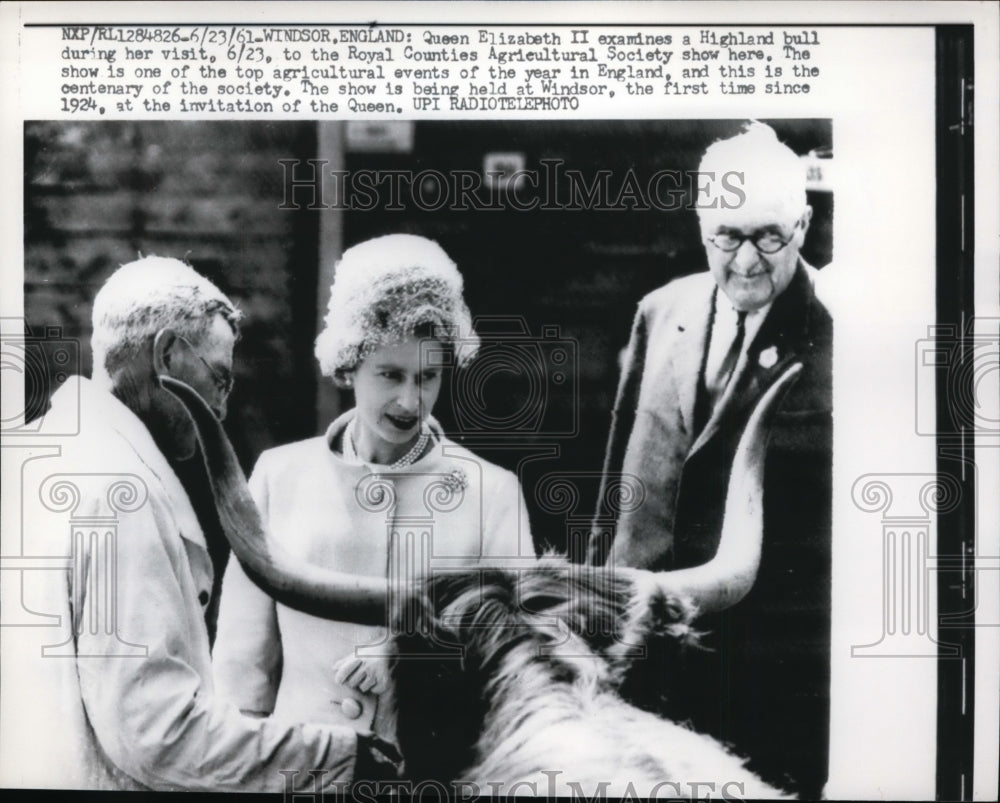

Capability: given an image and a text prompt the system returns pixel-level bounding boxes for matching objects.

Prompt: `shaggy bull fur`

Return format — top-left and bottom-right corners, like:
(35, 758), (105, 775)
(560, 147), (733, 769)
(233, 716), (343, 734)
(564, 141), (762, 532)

(376, 561), (791, 798)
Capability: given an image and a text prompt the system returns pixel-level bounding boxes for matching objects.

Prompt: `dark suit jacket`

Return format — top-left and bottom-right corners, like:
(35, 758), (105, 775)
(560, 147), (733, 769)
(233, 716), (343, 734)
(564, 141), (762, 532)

(589, 261), (833, 797)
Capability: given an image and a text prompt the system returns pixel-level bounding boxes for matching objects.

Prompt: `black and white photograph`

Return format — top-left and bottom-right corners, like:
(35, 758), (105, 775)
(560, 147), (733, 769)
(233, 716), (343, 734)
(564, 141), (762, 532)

(1, 3), (997, 801)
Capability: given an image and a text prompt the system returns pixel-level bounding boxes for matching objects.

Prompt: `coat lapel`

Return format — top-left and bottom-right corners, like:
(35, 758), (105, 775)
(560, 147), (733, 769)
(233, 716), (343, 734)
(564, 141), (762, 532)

(669, 282), (715, 442)
(689, 261), (814, 457)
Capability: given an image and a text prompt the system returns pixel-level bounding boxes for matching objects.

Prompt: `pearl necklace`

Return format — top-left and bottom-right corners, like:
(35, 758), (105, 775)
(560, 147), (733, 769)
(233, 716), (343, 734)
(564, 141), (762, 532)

(343, 418), (430, 469)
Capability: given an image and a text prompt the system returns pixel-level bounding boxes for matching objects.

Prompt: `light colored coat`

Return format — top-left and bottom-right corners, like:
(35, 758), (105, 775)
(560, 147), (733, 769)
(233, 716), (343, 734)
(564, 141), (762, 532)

(0, 377), (357, 791)
(213, 411), (535, 733)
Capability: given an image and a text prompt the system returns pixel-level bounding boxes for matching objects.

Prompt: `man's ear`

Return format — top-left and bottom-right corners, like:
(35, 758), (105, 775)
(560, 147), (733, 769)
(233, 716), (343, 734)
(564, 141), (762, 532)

(152, 328), (179, 376)
(799, 205), (814, 238)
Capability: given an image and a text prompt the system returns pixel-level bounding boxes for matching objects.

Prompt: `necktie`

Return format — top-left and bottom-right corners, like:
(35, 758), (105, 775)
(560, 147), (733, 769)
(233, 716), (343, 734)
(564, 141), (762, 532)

(695, 310), (748, 435)
(716, 310), (747, 400)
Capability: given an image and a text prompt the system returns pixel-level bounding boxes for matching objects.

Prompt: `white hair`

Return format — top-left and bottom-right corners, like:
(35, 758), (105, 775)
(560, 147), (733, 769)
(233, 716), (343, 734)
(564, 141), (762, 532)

(315, 233), (479, 386)
(91, 255), (241, 382)
(696, 121), (808, 231)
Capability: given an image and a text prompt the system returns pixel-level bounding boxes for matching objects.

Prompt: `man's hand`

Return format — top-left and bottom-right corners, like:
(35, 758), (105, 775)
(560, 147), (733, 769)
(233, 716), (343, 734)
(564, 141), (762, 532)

(333, 654), (388, 695)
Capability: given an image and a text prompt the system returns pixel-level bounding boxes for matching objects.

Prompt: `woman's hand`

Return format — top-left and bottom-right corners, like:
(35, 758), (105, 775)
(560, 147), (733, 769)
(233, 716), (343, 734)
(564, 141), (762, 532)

(333, 654), (388, 695)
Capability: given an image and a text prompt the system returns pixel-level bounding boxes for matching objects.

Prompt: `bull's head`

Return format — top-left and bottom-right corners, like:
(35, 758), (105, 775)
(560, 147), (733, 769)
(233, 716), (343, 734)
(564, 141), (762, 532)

(379, 560), (702, 786)
(162, 361), (800, 796)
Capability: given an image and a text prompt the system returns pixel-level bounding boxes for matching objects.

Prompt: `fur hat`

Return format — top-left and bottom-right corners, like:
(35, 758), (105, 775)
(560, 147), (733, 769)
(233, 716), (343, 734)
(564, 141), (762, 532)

(315, 234), (479, 385)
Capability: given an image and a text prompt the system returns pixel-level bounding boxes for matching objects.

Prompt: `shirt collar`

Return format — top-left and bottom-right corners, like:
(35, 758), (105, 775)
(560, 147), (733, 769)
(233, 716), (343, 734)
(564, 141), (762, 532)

(713, 291), (772, 345)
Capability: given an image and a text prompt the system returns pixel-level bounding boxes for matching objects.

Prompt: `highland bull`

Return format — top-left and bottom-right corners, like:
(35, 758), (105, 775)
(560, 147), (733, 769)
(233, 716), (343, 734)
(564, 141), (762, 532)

(163, 361), (800, 799)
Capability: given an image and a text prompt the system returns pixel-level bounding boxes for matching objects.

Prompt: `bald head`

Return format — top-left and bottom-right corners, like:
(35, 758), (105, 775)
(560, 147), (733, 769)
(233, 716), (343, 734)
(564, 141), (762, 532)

(92, 256), (241, 383)
(696, 122), (812, 311)
(697, 121), (809, 233)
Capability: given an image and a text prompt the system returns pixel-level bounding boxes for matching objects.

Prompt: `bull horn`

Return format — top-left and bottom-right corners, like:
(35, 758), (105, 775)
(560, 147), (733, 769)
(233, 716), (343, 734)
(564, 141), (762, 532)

(654, 361), (803, 614)
(161, 376), (388, 626)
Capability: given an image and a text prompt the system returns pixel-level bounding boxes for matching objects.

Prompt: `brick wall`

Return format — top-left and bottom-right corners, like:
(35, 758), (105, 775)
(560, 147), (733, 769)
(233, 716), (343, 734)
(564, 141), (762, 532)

(24, 121), (320, 470)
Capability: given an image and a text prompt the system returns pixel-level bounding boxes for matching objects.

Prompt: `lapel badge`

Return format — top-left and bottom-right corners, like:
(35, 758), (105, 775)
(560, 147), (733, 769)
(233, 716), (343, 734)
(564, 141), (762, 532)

(758, 346), (779, 369)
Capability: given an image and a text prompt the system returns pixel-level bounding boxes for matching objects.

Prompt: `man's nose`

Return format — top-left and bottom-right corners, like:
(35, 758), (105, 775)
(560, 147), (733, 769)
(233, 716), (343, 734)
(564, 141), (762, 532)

(213, 395), (227, 422)
(731, 239), (761, 272)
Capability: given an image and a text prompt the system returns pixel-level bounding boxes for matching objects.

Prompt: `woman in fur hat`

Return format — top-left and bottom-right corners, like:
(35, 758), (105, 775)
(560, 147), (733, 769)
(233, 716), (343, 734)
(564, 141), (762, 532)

(212, 234), (535, 736)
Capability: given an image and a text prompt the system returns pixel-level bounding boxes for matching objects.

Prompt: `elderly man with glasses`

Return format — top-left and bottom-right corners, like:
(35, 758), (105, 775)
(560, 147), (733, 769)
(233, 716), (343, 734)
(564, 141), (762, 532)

(1, 256), (393, 791)
(588, 122), (833, 798)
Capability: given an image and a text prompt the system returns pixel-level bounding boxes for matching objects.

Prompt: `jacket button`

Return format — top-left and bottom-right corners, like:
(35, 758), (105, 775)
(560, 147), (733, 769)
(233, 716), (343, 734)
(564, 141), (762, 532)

(198, 590), (210, 606)
(340, 698), (363, 720)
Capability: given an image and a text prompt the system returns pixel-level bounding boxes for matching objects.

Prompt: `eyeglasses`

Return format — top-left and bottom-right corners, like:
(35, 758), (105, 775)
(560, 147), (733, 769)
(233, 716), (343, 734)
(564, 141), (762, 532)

(707, 221), (801, 255)
(175, 335), (234, 395)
